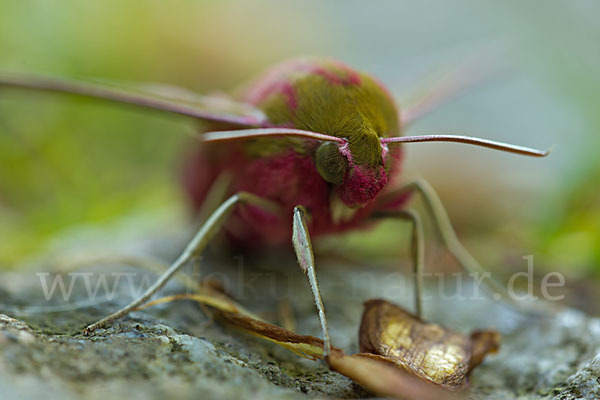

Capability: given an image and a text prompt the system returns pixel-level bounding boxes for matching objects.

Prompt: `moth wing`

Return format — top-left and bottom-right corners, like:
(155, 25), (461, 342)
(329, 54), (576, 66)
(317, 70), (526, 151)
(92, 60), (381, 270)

(0, 73), (268, 127)
(399, 44), (509, 127)
(90, 79), (267, 124)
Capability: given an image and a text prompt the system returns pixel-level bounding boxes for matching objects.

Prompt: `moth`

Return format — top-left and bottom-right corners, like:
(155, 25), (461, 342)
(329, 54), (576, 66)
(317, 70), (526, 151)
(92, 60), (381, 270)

(0, 58), (549, 357)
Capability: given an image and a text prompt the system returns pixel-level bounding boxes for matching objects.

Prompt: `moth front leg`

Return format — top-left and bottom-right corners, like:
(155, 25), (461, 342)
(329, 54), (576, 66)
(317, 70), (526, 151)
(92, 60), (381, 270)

(376, 178), (514, 306)
(292, 206), (332, 359)
(372, 209), (425, 318)
(83, 192), (279, 335)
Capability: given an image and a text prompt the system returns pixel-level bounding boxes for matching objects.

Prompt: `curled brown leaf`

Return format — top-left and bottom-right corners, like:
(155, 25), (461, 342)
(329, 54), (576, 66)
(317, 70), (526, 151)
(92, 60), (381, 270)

(141, 286), (497, 399)
(327, 352), (454, 400)
(358, 299), (500, 391)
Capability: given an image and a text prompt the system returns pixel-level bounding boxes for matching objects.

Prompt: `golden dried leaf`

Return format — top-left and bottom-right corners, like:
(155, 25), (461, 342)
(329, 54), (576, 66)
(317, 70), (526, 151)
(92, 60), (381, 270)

(216, 309), (339, 361)
(69, 255), (498, 398)
(141, 292), (335, 361)
(327, 352), (453, 400)
(142, 291), (447, 398)
(142, 286), (497, 398)
(359, 299), (500, 391)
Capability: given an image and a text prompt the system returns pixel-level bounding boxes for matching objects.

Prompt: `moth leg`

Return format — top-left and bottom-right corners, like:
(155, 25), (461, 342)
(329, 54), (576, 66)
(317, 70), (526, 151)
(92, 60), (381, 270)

(376, 178), (512, 303)
(83, 192), (279, 335)
(195, 171), (233, 225)
(292, 206), (332, 359)
(372, 209), (425, 318)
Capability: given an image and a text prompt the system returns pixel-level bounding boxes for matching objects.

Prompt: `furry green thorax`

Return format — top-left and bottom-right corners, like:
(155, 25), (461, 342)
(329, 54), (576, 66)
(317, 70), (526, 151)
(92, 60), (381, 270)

(244, 58), (401, 167)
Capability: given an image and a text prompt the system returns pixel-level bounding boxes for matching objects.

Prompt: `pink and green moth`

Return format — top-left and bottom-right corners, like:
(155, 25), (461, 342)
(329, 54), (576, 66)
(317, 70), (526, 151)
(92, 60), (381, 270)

(0, 57), (549, 356)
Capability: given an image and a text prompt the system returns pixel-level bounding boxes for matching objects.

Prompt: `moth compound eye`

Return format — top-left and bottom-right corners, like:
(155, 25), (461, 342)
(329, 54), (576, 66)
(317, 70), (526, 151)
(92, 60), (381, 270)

(316, 142), (346, 185)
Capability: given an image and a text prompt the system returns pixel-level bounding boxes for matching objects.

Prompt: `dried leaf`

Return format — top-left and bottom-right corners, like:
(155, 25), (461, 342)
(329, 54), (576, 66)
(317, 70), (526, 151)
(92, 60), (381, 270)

(58, 253), (497, 397)
(217, 310), (338, 361)
(327, 352), (453, 400)
(142, 287), (496, 398)
(359, 299), (500, 391)
(143, 291), (446, 398)
(141, 292), (335, 361)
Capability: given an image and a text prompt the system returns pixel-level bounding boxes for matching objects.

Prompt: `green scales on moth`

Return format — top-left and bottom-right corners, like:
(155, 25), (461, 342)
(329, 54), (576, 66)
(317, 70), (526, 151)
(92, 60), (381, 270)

(0, 57), (550, 359)
(238, 59), (401, 208)
(244, 60), (399, 166)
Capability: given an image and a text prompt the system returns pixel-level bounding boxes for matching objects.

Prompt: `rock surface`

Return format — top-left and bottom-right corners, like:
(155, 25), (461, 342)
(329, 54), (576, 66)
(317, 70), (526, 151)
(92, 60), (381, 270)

(0, 240), (599, 400)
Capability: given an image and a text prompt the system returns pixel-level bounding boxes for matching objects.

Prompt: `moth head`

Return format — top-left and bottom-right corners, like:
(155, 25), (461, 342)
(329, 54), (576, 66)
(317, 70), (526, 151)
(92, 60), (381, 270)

(315, 135), (390, 207)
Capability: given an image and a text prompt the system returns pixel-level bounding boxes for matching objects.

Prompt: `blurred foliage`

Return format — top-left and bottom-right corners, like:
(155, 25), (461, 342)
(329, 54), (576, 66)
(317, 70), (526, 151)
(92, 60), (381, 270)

(0, 1), (326, 265)
(536, 167), (600, 277)
(0, 0), (598, 303)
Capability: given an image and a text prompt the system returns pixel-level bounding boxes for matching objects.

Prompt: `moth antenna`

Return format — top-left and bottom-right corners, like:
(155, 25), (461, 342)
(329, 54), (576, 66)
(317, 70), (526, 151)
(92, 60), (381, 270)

(380, 135), (551, 157)
(200, 128), (345, 143)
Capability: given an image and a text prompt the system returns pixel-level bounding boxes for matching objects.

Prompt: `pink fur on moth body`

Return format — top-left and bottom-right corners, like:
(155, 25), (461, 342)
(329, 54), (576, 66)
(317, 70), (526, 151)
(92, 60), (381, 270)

(0, 59), (549, 246)
(182, 58), (408, 247)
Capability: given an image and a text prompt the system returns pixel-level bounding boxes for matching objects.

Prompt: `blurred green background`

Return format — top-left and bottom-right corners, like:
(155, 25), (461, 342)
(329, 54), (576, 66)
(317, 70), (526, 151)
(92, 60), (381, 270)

(0, 1), (598, 308)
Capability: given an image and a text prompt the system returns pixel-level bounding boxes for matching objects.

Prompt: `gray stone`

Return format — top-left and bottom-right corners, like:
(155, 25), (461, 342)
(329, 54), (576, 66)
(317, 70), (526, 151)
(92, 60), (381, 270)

(0, 243), (598, 399)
